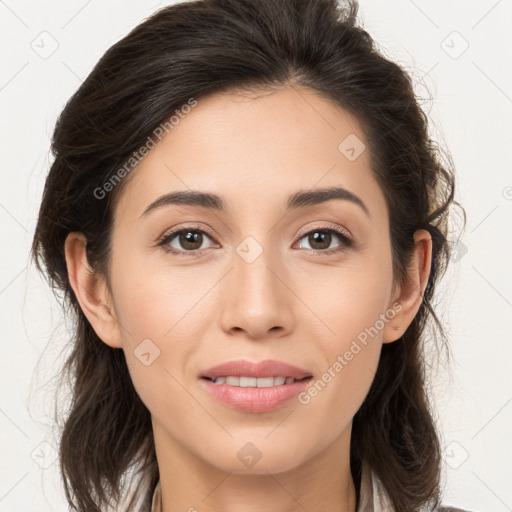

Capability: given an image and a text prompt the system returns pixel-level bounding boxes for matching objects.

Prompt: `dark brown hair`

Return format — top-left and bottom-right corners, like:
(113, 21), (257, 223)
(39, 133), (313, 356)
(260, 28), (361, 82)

(31, 0), (465, 510)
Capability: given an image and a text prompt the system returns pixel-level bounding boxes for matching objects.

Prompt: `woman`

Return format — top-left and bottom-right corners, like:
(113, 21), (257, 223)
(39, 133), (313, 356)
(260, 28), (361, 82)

(31, 0), (472, 510)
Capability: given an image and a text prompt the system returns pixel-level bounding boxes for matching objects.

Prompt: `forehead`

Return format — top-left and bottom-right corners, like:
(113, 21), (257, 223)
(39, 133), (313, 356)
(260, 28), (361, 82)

(113, 85), (388, 224)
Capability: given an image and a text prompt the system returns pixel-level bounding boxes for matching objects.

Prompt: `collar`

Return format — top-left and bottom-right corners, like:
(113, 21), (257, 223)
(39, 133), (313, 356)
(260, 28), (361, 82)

(150, 463), (395, 512)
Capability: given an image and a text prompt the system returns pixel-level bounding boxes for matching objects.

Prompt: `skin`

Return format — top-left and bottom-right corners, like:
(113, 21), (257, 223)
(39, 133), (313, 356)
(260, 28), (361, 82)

(64, 85), (432, 512)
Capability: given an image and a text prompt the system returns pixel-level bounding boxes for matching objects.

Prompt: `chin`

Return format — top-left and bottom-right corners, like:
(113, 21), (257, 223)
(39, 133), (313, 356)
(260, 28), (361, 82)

(202, 441), (307, 475)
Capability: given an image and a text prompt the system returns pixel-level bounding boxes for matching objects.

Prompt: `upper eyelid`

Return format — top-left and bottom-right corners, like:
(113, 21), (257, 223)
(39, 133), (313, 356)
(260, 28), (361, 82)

(159, 225), (217, 243)
(295, 223), (352, 241)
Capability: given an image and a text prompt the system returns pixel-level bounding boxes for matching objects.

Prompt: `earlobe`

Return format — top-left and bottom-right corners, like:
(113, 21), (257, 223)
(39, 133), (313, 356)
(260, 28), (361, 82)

(382, 229), (433, 344)
(64, 232), (123, 349)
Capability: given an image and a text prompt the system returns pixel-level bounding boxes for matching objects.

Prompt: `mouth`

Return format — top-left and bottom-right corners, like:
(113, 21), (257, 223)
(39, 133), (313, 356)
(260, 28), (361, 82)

(198, 359), (314, 412)
(200, 359), (313, 382)
(199, 373), (313, 413)
(201, 375), (313, 387)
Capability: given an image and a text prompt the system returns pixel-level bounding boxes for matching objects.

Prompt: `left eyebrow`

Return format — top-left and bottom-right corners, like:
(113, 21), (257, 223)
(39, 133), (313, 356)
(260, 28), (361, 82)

(286, 186), (370, 218)
(140, 186), (370, 219)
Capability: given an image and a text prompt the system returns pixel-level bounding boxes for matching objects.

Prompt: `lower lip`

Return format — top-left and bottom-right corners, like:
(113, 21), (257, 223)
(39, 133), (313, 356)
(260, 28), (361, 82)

(199, 377), (312, 413)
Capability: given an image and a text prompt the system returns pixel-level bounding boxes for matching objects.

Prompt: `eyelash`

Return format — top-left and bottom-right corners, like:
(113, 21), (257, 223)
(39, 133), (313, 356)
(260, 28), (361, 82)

(156, 224), (354, 257)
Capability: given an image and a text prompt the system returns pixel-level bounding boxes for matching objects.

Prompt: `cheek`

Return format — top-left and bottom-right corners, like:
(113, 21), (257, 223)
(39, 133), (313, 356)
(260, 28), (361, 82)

(297, 295), (384, 450)
(110, 250), (210, 342)
(296, 255), (393, 348)
(291, 257), (391, 428)
(108, 252), (218, 410)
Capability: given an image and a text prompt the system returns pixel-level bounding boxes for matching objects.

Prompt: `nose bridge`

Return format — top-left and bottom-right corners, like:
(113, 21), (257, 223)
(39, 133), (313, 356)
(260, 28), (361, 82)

(220, 235), (292, 337)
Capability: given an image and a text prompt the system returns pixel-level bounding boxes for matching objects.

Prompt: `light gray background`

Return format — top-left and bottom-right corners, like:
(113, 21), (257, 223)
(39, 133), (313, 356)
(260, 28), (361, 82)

(1, 0), (511, 511)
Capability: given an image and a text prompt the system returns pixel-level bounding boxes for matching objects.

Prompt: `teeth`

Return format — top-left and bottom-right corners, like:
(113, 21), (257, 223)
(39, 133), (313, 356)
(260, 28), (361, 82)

(211, 376), (299, 387)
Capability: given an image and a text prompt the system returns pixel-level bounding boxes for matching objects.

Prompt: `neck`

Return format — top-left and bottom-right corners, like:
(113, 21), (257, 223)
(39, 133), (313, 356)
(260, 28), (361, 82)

(152, 419), (357, 512)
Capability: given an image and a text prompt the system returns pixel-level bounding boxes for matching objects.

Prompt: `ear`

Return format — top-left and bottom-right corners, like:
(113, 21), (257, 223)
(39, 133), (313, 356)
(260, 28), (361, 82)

(64, 232), (123, 348)
(382, 229), (432, 344)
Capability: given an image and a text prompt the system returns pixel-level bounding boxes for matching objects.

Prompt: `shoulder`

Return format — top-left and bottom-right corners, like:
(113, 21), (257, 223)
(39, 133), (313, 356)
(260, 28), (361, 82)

(363, 464), (479, 512)
(436, 507), (479, 512)
(417, 502), (479, 512)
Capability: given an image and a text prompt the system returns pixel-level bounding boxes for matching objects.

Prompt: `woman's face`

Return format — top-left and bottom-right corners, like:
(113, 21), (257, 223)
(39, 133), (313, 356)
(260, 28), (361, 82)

(90, 86), (418, 474)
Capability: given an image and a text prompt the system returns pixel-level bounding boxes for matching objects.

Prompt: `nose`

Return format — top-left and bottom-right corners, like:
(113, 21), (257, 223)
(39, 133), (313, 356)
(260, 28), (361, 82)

(219, 242), (294, 340)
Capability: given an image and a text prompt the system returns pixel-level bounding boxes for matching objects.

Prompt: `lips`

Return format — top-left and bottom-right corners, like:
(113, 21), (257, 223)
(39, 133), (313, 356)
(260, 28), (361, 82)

(200, 359), (313, 381)
(199, 360), (314, 413)
(200, 377), (312, 413)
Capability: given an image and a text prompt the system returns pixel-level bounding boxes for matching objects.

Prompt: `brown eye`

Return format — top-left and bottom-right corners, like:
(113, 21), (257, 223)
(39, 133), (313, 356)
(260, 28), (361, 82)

(158, 227), (217, 255)
(306, 231), (333, 250)
(176, 230), (204, 251)
(295, 226), (353, 255)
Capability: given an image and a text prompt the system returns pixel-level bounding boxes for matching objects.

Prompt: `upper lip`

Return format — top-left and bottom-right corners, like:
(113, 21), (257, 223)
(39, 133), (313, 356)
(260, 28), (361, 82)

(201, 359), (313, 380)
